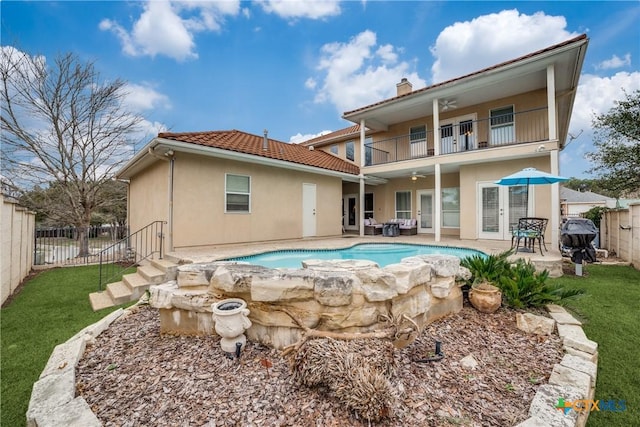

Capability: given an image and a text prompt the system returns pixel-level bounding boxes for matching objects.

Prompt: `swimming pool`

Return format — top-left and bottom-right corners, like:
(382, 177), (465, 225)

(226, 243), (485, 269)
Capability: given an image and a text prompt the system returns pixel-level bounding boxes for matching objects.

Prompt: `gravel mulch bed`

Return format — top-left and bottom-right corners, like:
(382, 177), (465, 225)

(76, 304), (563, 426)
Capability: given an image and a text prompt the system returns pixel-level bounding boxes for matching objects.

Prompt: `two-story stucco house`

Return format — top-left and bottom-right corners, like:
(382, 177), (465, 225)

(304, 34), (588, 251)
(117, 34), (588, 253)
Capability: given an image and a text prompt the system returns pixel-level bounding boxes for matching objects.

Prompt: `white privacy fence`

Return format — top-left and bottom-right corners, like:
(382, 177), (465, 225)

(1, 194), (36, 305)
(601, 203), (640, 270)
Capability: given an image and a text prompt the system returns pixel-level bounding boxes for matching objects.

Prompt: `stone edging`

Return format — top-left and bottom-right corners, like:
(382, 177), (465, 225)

(25, 307), (134, 427)
(27, 303), (598, 427)
(515, 304), (598, 427)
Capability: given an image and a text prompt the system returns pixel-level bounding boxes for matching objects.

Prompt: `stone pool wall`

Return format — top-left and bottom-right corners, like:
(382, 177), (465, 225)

(150, 254), (469, 349)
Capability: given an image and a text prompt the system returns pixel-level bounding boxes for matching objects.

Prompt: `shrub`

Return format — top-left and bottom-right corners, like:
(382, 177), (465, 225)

(460, 249), (512, 285)
(461, 251), (585, 308)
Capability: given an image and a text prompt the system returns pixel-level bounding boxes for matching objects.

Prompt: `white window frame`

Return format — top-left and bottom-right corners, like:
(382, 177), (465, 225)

(346, 140), (355, 161)
(225, 173), (251, 213)
(490, 105), (515, 145)
(364, 192), (374, 219)
(441, 187), (460, 228)
(395, 190), (412, 219)
(410, 124), (428, 157)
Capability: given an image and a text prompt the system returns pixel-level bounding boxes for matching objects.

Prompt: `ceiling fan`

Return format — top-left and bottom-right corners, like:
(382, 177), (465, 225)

(410, 171), (426, 181)
(439, 99), (457, 111)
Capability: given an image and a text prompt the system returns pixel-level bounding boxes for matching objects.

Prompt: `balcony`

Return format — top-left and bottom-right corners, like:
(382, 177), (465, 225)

(364, 107), (549, 166)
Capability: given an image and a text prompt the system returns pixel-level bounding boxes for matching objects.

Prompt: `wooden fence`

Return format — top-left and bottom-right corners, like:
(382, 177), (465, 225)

(1, 194), (36, 305)
(601, 203), (640, 269)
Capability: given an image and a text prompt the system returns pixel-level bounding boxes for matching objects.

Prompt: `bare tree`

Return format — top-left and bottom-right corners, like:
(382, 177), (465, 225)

(1, 47), (142, 256)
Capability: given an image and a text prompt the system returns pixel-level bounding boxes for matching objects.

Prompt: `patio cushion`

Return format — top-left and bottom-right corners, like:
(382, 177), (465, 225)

(364, 219), (370, 226)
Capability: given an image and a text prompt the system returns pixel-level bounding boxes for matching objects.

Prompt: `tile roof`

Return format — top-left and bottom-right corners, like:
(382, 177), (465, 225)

(344, 34), (588, 117)
(301, 125), (363, 146)
(158, 129), (360, 175)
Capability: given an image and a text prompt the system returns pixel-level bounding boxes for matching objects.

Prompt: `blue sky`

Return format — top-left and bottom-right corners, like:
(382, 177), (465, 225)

(2, 0), (639, 179)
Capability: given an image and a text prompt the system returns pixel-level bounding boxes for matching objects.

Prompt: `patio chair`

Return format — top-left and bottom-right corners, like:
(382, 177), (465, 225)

(364, 218), (383, 235)
(511, 217), (548, 255)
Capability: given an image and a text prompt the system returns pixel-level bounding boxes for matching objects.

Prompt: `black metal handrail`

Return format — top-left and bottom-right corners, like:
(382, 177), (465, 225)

(98, 220), (166, 290)
(365, 106), (548, 166)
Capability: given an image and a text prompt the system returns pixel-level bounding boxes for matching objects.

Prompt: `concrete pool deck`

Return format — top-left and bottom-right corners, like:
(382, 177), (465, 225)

(165, 234), (564, 276)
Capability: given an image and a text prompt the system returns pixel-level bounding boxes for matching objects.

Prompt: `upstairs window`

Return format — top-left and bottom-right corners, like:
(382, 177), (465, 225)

(330, 144), (338, 155)
(490, 106), (514, 145)
(346, 140), (355, 161)
(225, 174), (250, 213)
(364, 137), (373, 166)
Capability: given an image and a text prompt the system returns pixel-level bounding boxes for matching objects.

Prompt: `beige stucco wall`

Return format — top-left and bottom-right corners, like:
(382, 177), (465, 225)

(459, 157), (552, 240)
(128, 160), (170, 235)
(130, 153), (344, 249)
(1, 195), (35, 305)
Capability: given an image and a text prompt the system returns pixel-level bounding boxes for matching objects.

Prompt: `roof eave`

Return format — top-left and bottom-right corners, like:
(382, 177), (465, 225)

(116, 137), (360, 181)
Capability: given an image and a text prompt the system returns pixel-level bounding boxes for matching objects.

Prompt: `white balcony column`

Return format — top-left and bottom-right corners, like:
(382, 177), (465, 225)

(432, 98), (441, 156)
(359, 119), (366, 236)
(550, 149), (561, 251)
(547, 64), (557, 141)
(435, 163), (441, 242)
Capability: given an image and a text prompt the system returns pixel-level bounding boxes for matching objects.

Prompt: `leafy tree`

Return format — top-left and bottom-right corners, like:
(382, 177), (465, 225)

(586, 90), (640, 198)
(1, 48), (142, 256)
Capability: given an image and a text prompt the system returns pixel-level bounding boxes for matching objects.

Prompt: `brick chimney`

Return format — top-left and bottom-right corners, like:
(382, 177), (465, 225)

(396, 78), (412, 96)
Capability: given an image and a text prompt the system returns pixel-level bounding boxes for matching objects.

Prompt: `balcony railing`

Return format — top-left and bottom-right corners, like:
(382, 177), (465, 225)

(365, 107), (549, 166)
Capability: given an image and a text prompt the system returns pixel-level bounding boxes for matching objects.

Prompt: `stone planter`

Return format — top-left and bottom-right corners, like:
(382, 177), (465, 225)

(469, 283), (502, 313)
(212, 298), (252, 354)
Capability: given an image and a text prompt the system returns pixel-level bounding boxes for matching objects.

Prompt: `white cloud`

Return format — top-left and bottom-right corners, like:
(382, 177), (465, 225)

(289, 130), (332, 144)
(309, 30), (426, 113)
(304, 77), (317, 90)
(560, 71), (640, 177)
(123, 83), (172, 112)
(596, 53), (632, 70)
(259, 0), (341, 20)
(430, 9), (579, 83)
(100, 0), (240, 61)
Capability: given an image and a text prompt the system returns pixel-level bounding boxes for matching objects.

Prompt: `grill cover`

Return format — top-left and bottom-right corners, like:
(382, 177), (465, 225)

(561, 218), (598, 263)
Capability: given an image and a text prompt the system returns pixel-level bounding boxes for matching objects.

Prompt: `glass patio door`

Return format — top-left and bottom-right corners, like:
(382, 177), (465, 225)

(417, 190), (434, 233)
(478, 183), (529, 240)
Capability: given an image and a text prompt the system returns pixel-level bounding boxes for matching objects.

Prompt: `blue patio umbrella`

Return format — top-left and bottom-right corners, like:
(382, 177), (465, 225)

(495, 167), (568, 206)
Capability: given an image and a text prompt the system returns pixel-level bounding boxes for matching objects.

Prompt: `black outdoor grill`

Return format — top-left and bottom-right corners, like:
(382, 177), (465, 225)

(560, 218), (598, 264)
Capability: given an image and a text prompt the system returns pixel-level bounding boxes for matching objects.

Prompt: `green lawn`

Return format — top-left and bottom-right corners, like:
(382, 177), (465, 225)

(549, 263), (640, 427)
(2, 263), (638, 426)
(1, 265), (130, 427)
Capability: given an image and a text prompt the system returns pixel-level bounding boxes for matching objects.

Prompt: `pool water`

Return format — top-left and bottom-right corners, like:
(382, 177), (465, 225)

(227, 243), (485, 269)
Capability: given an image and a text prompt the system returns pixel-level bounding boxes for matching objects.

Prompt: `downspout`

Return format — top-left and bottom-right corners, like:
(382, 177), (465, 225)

(148, 147), (175, 252)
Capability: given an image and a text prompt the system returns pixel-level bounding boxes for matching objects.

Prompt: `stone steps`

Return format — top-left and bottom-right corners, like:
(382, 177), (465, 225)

(89, 258), (178, 311)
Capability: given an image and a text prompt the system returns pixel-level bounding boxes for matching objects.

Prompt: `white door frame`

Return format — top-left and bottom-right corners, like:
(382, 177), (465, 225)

(416, 189), (434, 233)
(440, 113), (477, 153)
(302, 183), (316, 237)
(477, 182), (531, 240)
(343, 193), (358, 231)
